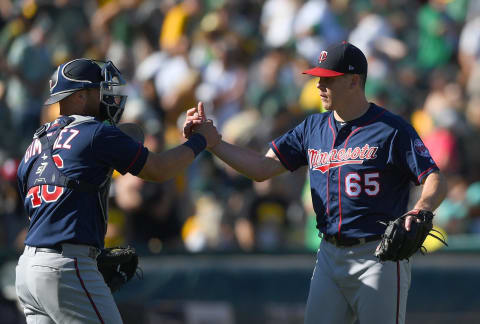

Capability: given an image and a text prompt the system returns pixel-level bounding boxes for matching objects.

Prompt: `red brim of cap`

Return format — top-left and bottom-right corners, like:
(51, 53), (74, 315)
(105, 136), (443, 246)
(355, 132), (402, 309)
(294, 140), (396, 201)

(302, 67), (344, 77)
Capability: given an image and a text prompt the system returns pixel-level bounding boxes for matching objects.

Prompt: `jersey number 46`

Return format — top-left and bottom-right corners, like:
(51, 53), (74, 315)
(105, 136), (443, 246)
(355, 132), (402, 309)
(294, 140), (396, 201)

(25, 154), (65, 208)
(26, 185), (64, 208)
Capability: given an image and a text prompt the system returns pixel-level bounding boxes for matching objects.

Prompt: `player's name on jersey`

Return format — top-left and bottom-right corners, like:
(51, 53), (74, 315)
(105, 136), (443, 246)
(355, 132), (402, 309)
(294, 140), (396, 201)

(24, 138), (43, 163)
(24, 128), (79, 163)
(308, 144), (378, 173)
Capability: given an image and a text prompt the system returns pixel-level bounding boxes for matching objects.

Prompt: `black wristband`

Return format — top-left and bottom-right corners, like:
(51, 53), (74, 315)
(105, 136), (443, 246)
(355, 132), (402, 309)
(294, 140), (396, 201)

(183, 133), (207, 157)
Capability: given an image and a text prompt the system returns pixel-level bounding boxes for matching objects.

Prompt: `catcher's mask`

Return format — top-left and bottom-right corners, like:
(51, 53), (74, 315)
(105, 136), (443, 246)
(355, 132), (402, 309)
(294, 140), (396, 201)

(45, 58), (127, 125)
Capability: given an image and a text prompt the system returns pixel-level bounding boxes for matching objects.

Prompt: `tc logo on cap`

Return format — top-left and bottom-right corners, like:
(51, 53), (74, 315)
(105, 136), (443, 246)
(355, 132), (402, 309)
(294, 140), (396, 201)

(318, 51), (328, 63)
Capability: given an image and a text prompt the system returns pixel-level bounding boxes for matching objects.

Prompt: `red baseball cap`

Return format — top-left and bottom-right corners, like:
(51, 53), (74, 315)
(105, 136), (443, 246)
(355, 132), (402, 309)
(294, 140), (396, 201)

(303, 41), (368, 77)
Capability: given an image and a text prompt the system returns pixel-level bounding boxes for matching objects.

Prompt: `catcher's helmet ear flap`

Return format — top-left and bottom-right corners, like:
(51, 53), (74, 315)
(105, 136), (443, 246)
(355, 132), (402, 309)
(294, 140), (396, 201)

(44, 59), (103, 105)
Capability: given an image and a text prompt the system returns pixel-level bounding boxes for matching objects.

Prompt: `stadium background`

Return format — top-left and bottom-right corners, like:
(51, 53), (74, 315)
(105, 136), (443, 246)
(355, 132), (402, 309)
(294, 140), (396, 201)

(0, 0), (479, 323)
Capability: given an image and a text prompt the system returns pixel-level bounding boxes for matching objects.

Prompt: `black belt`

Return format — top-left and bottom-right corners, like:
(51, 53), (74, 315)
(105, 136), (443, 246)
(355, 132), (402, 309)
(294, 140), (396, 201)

(323, 234), (381, 247)
(36, 245), (63, 254)
(34, 244), (99, 259)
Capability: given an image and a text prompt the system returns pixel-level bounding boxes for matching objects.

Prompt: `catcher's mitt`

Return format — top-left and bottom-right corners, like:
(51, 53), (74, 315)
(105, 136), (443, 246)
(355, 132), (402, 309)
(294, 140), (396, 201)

(374, 209), (447, 262)
(97, 246), (139, 292)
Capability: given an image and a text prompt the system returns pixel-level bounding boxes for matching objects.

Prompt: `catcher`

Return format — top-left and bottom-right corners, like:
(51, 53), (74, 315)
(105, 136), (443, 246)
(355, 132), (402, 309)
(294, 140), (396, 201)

(15, 58), (220, 324)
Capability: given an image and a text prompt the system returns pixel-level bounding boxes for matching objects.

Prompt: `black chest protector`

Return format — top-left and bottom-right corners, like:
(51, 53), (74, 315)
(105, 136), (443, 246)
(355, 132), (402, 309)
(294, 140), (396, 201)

(24, 117), (111, 233)
(24, 117), (100, 193)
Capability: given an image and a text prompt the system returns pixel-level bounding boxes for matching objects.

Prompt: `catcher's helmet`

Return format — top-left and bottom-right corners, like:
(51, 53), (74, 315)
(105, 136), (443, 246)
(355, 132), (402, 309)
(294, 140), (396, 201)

(45, 58), (127, 124)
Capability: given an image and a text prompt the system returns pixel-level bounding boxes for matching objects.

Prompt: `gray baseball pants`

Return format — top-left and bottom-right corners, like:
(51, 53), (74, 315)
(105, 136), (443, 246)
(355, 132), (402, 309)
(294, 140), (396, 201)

(16, 244), (123, 324)
(304, 239), (412, 324)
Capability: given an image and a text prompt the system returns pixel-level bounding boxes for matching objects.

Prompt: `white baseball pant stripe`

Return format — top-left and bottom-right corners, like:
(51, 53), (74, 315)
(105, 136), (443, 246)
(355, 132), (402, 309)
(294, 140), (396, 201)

(15, 244), (123, 324)
(304, 239), (412, 324)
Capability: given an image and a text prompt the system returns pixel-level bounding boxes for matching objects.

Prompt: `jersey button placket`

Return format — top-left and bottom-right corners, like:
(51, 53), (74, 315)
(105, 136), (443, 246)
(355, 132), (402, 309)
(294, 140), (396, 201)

(329, 170), (337, 201)
(329, 168), (337, 182)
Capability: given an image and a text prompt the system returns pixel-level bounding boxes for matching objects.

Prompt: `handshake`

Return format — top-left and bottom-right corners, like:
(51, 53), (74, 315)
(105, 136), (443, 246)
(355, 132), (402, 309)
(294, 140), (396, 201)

(182, 101), (222, 149)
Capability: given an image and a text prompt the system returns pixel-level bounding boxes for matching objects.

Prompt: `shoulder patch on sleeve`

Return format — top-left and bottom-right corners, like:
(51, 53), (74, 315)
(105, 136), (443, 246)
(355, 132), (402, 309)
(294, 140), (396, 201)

(414, 139), (431, 158)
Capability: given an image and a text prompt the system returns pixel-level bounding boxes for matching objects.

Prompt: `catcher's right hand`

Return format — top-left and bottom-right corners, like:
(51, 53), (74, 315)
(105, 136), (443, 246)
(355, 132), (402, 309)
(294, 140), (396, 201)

(183, 102), (221, 148)
(374, 209), (447, 262)
(183, 102), (206, 139)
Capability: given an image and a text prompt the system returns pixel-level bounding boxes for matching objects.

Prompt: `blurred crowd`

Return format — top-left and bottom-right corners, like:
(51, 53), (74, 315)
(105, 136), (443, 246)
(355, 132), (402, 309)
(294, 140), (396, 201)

(1, 0), (480, 257)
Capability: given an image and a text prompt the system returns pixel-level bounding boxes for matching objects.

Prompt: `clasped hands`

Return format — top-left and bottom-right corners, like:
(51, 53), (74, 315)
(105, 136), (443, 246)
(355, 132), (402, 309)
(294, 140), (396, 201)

(183, 102), (221, 148)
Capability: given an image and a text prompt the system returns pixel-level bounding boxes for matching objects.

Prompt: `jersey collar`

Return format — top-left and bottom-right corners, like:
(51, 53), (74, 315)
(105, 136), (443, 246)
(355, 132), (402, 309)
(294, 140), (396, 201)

(65, 115), (97, 128)
(331, 103), (379, 128)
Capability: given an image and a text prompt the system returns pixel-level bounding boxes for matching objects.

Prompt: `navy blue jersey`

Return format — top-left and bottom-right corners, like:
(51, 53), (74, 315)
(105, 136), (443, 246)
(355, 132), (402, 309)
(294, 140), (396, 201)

(270, 104), (439, 238)
(17, 115), (148, 248)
